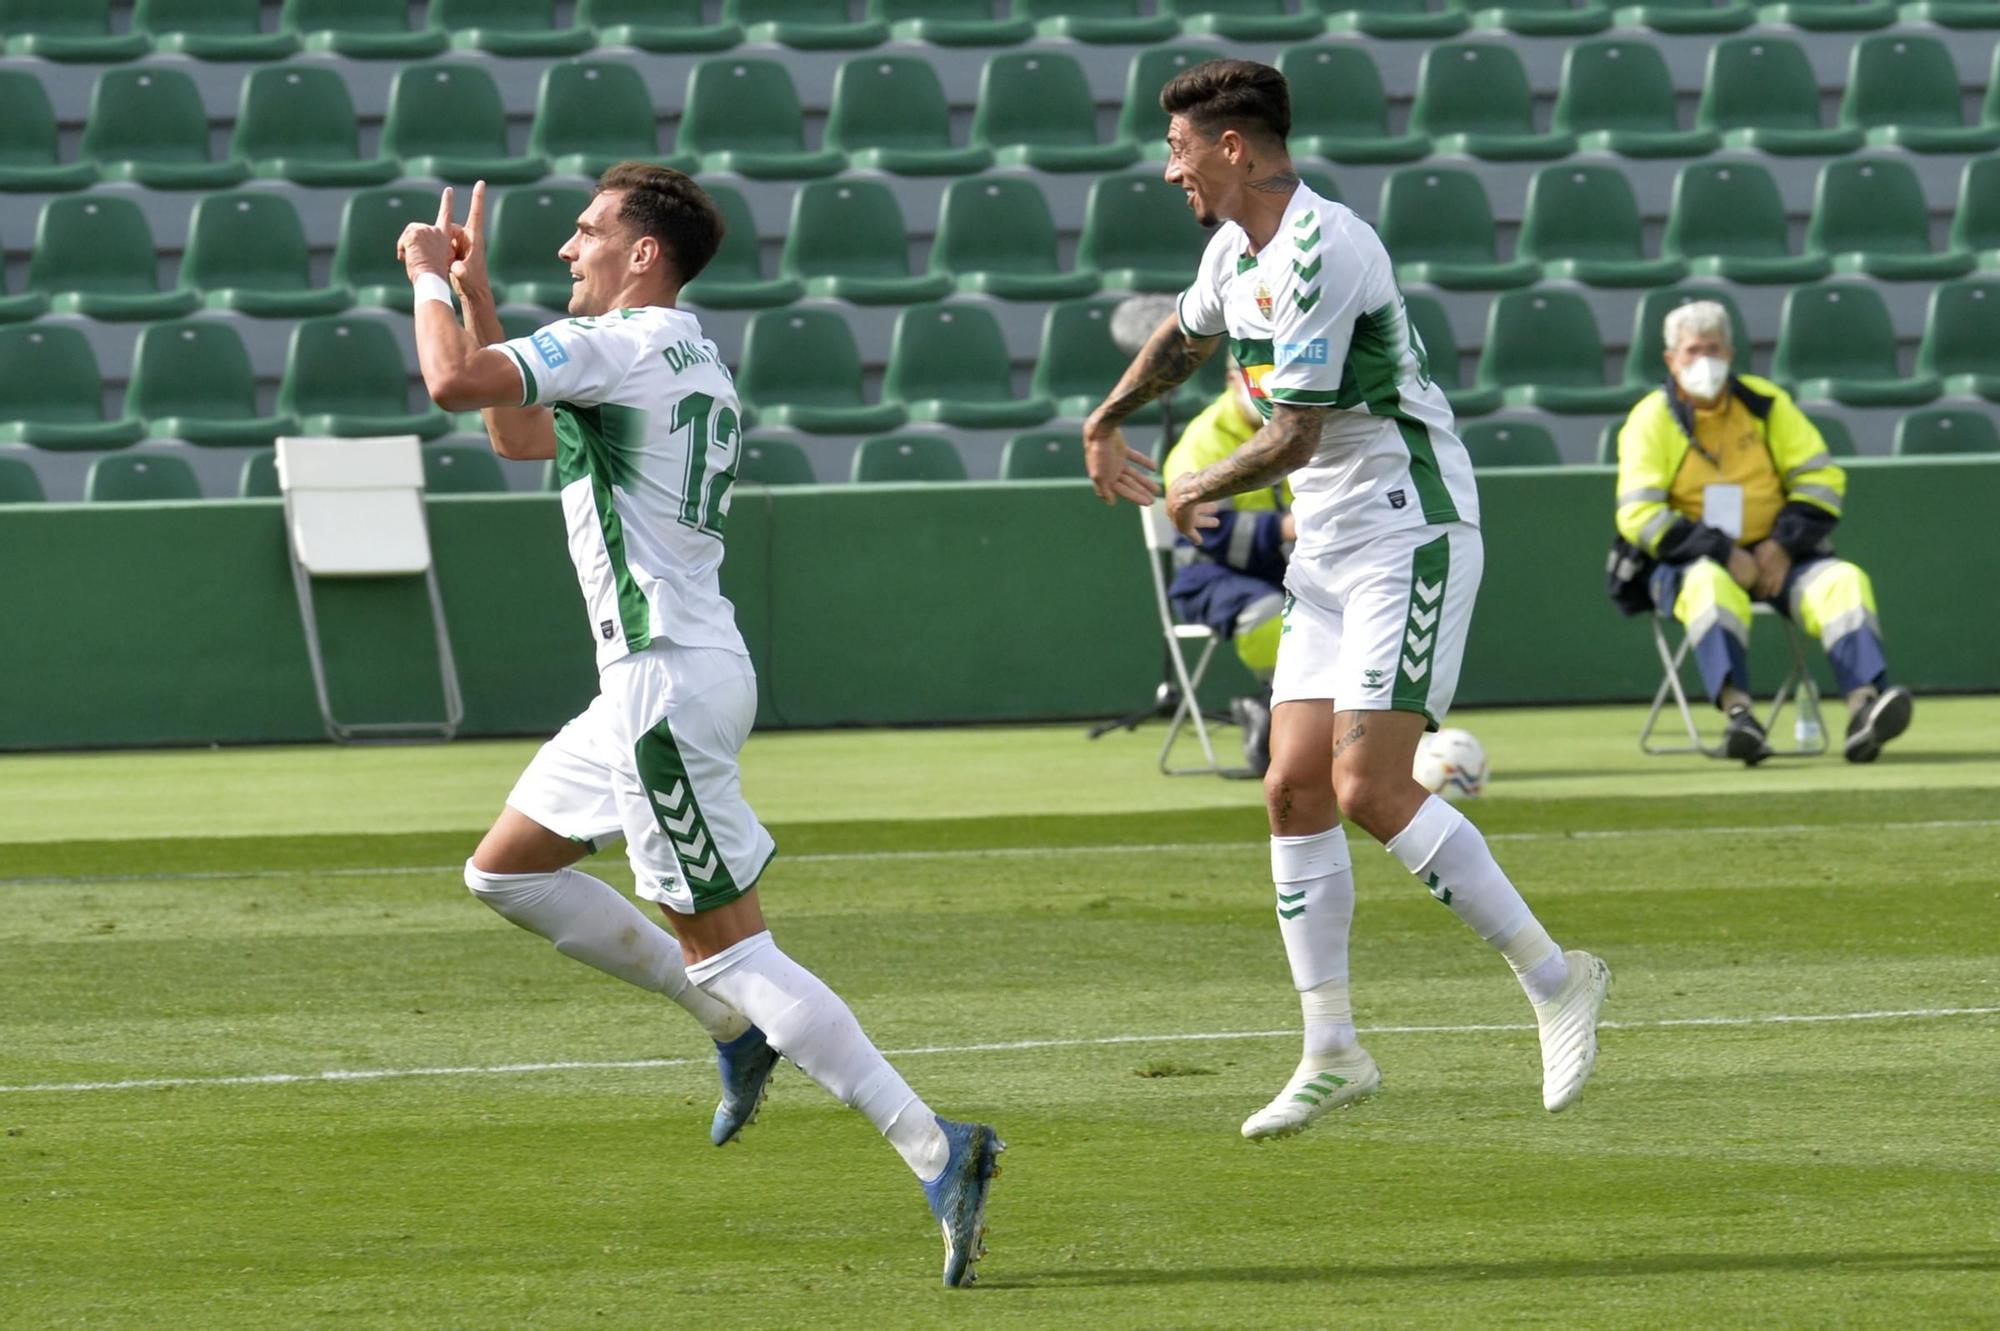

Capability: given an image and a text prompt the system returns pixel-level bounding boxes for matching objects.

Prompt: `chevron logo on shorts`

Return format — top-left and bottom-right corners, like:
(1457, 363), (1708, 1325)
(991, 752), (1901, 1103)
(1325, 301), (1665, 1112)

(1394, 537), (1452, 710)
(650, 781), (720, 882)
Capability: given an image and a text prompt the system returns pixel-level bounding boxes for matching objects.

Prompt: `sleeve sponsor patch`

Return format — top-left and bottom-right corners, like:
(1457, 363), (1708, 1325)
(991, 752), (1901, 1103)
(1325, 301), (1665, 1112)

(1276, 338), (1329, 368)
(531, 329), (570, 369)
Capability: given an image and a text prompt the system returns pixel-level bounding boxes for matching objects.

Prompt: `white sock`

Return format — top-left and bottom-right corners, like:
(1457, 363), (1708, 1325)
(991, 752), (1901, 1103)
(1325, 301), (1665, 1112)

(1271, 826), (1359, 1058)
(1383, 797), (1569, 1003)
(464, 861), (750, 1042)
(686, 931), (949, 1182)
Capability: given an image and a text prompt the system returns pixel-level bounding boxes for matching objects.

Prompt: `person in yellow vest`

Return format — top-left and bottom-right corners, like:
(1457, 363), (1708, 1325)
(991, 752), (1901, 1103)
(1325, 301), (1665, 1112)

(1615, 301), (1913, 764)
(1163, 369), (1293, 774)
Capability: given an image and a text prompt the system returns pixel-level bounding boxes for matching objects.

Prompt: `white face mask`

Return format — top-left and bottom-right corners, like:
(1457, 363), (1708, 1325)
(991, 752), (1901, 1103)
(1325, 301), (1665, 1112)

(1675, 355), (1730, 402)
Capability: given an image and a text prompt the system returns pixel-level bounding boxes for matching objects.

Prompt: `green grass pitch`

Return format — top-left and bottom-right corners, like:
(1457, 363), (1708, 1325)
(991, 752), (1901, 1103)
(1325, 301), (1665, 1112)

(2, 702), (1997, 1328)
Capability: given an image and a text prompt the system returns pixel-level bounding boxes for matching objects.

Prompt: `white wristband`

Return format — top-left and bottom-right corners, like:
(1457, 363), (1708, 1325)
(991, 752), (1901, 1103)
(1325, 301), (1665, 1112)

(413, 272), (454, 309)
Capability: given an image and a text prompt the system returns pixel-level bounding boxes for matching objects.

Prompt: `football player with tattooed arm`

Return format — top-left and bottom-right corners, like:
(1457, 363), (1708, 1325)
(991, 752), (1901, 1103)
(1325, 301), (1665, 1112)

(1082, 61), (1612, 1141)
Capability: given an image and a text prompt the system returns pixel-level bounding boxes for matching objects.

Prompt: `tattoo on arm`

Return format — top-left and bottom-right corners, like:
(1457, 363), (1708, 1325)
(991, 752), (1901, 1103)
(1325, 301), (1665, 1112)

(1094, 318), (1221, 425)
(1247, 169), (1300, 196)
(1330, 719), (1367, 761)
(1176, 404), (1328, 505)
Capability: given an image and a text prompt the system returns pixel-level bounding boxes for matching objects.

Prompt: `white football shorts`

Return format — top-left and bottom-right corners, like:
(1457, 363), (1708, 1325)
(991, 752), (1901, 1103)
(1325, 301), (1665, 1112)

(1270, 521), (1483, 727)
(505, 642), (776, 915)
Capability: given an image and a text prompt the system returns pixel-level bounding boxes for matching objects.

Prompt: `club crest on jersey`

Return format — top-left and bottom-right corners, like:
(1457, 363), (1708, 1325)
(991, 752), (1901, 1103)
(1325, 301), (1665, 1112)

(1255, 280), (1274, 320)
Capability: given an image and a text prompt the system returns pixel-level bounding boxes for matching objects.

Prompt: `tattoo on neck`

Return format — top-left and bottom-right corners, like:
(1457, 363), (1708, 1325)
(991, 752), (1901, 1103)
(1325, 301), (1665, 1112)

(1248, 169), (1299, 195)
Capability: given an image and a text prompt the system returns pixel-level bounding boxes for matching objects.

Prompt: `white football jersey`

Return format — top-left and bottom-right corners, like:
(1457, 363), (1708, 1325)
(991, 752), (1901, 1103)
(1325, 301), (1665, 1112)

(498, 306), (748, 669)
(1177, 184), (1480, 556)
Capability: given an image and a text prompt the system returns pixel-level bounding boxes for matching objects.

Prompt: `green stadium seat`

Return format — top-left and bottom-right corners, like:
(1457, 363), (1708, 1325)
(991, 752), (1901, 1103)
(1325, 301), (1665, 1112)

(930, 177), (1099, 300)
(1894, 407), (2000, 455)
(381, 63), (549, 185)
(1804, 411), (1859, 456)
(1319, 0), (1473, 37)
(1807, 158), (1974, 281)
(488, 187), (592, 310)
(429, 0), (593, 54)
(1031, 298), (1162, 422)
(1405, 292), (1500, 417)
(85, 454), (202, 503)
(134, 0), (300, 59)
(725, 0), (889, 47)
(182, 192), (355, 318)
(1897, 0), (2000, 24)
(1411, 43), (1577, 160)
(1077, 170), (1209, 292)
(1609, 0), (1754, 33)
(0, 326), (145, 450)
(736, 309), (906, 434)
(1772, 283), (1942, 407)
(1621, 286), (1753, 388)
(82, 68), (250, 190)
(1017, 0), (1180, 41)
(0, 71), (101, 192)
(0, 456), (46, 503)
(679, 184), (806, 310)
(239, 448), (280, 496)
(869, 0), (1034, 44)
(232, 67), (398, 187)
(0, 234), (47, 323)
(333, 189), (439, 311)
(1595, 417), (1621, 463)
(1474, 291), (1645, 414)
(579, 0), (744, 51)
(1840, 36), (2000, 153)
(1000, 430), (1085, 479)
(1164, 0), (1321, 41)
(1281, 45), (1432, 166)
(1697, 37), (1865, 155)
(1377, 168), (1540, 290)
(422, 444), (509, 492)
(1552, 39), (1723, 158)
(126, 321), (297, 447)
(1949, 155), (2000, 268)
(737, 435), (819, 485)
(282, 0), (448, 56)
(679, 59), (845, 179)
(972, 53), (1142, 172)
(1662, 162), (1834, 285)
(1117, 46), (1226, 158)
(0, 0), (149, 60)
(530, 61), (684, 179)
(1452, 0), (1612, 36)
(780, 180), (953, 305)
(278, 317), (451, 439)
(1916, 278), (2000, 400)
(1460, 421), (1563, 467)
(885, 303), (1055, 428)
(1517, 164), (1689, 287)
(1755, 0), (1894, 29)
(29, 196), (199, 321)
(851, 434), (967, 483)
(824, 56), (993, 176)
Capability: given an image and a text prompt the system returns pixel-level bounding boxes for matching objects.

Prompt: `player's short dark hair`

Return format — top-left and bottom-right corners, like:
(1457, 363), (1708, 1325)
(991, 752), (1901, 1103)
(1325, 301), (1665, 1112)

(594, 162), (724, 285)
(1159, 59), (1291, 145)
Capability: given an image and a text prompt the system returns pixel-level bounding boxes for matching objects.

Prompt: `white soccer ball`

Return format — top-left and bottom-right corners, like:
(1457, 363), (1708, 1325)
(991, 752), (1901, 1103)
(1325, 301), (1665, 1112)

(1414, 728), (1488, 801)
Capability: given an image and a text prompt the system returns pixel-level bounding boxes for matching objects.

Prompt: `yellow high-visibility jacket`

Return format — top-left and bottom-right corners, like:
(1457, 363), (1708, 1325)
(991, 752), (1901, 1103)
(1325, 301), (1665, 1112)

(1615, 374), (1844, 567)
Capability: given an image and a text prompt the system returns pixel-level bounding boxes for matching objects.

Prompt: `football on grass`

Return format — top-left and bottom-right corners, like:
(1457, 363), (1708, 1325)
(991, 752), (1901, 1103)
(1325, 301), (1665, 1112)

(1414, 728), (1488, 801)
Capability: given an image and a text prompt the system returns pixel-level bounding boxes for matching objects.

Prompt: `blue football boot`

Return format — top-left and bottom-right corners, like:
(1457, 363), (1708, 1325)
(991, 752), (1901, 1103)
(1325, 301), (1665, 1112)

(709, 1025), (779, 1147)
(921, 1118), (1005, 1287)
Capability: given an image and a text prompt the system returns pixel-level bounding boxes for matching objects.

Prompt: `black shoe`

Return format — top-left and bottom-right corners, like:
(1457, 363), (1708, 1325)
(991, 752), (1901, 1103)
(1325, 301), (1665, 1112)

(1723, 705), (1772, 766)
(1845, 685), (1913, 764)
(1230, 693), (1272, 776)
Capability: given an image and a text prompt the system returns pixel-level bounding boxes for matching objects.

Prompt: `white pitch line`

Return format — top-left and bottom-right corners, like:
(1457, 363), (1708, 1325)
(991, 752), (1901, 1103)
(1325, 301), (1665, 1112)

(2, 1005), (1993, 1097)
(5, 817), (2000, 889)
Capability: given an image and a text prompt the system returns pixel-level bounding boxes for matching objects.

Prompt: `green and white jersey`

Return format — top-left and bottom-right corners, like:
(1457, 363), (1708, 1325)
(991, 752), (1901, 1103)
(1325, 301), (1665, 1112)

(499, 306), (747, 670)
(1177, 184), (1480, 556)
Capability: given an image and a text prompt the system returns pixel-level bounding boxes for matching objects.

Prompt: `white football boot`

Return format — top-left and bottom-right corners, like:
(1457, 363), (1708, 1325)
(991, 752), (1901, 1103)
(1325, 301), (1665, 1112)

(1240, 1047), (1381, 1141)
(1535, 949), (1612, 1112)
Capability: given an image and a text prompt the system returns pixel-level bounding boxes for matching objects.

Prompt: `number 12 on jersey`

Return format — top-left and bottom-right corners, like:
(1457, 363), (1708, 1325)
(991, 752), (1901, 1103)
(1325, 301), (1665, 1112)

(671, 391), (739, 538)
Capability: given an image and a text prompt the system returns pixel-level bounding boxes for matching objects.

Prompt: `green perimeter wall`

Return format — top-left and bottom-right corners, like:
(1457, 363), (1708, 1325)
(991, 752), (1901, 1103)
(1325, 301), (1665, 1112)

(0, 457), (1993, 750)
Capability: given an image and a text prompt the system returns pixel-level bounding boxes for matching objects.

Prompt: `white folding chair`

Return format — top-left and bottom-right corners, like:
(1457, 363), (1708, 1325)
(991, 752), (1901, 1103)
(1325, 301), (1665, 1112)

(1639, 603), (1826, 757)
(278, 436), (464, 743)
(1140, 502), (1251, 777)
